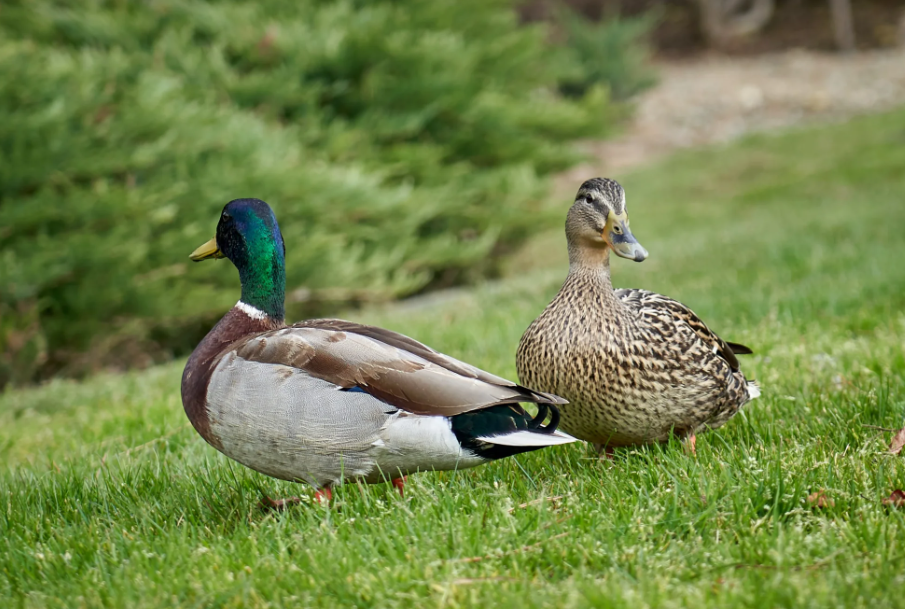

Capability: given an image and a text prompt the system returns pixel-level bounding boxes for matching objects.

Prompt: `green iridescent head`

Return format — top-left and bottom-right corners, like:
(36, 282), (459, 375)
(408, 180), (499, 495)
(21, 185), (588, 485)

(190, 198), (286, 320)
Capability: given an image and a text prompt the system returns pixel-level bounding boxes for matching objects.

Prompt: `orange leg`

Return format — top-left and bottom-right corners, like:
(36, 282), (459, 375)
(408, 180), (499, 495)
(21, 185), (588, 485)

(260, 486), (333, 510)
(392, 476), (407, 498)
(685, 433), (697, 456)
(594, 444), (616, 460)
(313, 487), (333, 504)
(259, 495), (302, 511)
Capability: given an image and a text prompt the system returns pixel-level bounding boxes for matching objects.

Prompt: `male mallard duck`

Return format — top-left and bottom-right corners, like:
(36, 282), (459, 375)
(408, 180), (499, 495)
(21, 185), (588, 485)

(516, 178), (759, 455)
(182, 198), (574, 504)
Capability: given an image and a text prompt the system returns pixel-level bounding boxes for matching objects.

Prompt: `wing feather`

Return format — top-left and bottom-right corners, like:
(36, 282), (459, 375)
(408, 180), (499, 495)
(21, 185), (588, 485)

(230, 319), (565, 417)
(617, 289), (750, 371)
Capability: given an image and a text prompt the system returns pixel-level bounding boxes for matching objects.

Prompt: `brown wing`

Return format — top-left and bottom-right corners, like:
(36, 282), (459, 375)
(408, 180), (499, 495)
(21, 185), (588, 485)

(617, 289), (748, 371)
(294, 318), (517, 386)
(231, 318), (565, 417)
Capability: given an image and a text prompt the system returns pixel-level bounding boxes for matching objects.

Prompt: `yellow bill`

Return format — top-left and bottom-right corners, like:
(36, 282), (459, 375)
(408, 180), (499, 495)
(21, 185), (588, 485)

(189, 237), (225, 261)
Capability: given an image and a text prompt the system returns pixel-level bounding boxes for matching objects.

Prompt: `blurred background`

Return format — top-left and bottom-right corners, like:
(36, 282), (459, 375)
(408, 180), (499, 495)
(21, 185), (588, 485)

(2, 0), (903, 389)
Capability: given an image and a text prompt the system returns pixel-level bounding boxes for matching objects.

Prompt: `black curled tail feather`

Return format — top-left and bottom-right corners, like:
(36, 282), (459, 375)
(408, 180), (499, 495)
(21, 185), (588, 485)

(527, 403), (560, 435)
(450, 403), (566, 461)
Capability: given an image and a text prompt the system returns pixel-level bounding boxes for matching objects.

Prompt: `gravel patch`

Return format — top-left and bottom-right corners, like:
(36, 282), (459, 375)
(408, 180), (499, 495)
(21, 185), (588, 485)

(559, 47), (905, 182)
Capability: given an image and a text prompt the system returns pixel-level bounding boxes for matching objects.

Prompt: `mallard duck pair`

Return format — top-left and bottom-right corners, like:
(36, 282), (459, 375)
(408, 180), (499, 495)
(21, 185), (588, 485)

(182, 181), (758, 502)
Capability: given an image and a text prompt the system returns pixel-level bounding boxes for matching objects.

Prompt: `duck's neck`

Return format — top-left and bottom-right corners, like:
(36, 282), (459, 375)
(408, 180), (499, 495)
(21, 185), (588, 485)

(236, 242), (286, 323)
(193, 306), (284, 365)
(566, 243), (617, 294)
(191, 234), (287, 364)
(231, 231), (286, 323)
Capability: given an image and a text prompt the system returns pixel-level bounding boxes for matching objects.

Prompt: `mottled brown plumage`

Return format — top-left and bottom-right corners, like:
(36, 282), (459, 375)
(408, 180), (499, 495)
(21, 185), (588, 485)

(516, 178), (759, 452)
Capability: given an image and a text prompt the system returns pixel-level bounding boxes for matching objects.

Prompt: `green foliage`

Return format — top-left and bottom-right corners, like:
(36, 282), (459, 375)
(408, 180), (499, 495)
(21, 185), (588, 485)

(556, 8), (657, 100)
(0, 0), (627, 386)
(2, 109), (905, 607)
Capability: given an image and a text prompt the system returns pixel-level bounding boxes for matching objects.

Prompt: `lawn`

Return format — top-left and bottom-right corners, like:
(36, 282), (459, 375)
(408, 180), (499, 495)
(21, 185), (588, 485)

(2, 108), (905, 608)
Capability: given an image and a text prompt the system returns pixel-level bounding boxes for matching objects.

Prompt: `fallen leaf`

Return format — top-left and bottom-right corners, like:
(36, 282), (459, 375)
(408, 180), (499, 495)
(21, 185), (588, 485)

(889, 429), (905, 455)
(807, 490), (834, 508)
(882, 490), (905, 508)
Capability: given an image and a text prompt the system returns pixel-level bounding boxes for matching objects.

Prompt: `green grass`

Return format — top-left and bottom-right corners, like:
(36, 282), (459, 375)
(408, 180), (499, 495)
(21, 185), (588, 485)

(3, 108), (905, 608)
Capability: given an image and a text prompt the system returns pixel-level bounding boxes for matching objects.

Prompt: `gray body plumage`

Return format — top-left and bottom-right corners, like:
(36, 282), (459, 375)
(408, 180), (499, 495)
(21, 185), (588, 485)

(206, 353), (483, 487)
(186, 316), (574, 490)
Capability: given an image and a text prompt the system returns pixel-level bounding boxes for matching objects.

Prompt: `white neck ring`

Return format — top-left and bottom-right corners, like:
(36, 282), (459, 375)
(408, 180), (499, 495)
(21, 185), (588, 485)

(235, 300), (267, 320)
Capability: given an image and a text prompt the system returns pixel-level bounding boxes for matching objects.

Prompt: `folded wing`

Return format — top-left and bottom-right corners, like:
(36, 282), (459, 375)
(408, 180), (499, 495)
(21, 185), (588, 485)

(617, 289), (750, 371)
(231, 318), (566, 417)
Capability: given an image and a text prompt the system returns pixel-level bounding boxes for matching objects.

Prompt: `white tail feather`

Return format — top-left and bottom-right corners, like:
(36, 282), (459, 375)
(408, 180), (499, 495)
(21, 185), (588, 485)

(747, 381), (761, 400)
(477, 430), (577, 447)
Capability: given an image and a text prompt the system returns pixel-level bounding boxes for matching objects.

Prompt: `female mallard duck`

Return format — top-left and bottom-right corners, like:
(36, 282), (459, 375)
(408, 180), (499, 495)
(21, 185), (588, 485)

(182, 198), (573, 503)
(516, 178), (759, 455)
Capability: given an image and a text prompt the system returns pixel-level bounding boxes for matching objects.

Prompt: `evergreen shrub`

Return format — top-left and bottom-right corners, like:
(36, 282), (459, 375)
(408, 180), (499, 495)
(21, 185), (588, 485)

(0, 0), (646, 385)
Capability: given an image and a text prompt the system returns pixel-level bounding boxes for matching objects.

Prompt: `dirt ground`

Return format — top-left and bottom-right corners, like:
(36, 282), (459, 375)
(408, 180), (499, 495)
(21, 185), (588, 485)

(524, 0), (905, 55)
(558, 46), (905, 185)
